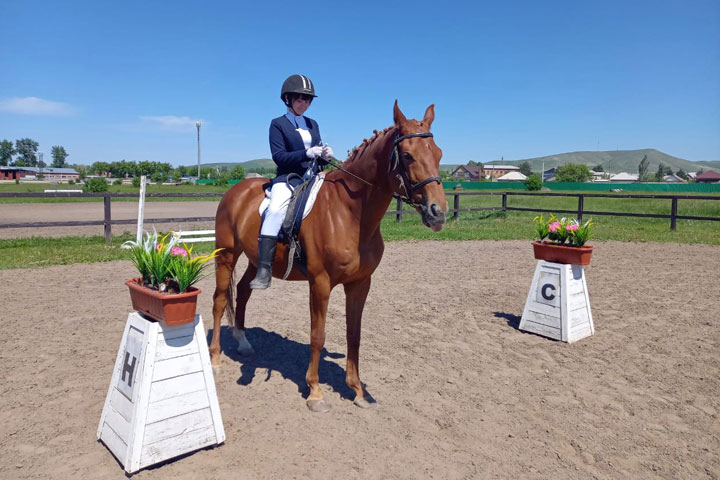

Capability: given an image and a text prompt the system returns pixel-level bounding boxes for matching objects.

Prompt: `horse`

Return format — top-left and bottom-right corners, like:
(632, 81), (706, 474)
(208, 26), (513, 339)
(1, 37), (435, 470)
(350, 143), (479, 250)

(210, 101), (447, 412)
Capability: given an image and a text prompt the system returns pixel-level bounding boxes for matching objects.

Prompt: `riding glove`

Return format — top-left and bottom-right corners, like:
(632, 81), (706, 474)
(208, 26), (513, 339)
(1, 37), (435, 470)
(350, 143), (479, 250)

(306, 146), (323, 159)
(321, 145), (334, 159)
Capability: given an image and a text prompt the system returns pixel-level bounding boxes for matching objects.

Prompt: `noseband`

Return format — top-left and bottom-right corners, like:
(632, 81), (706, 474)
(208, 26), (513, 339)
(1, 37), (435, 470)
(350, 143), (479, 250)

(389, 131), (442, 207)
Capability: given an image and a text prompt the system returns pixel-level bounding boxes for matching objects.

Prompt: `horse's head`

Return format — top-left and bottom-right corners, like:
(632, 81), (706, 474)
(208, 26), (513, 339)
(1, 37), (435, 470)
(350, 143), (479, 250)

(392, 101), (447, 232)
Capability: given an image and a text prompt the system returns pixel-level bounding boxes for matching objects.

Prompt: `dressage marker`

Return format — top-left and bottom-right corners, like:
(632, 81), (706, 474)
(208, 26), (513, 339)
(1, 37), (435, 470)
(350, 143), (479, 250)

(97, 313), (224, 473)
(519, 261), (594, 343)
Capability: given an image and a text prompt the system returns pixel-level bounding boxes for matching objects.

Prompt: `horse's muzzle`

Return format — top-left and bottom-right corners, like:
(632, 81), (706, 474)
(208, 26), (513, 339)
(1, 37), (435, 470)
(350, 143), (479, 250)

(420, 202), (446, 232)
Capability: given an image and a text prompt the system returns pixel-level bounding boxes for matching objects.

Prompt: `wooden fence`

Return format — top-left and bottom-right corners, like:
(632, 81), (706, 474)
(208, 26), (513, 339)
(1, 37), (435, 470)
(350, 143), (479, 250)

(1, 191), (719, 243)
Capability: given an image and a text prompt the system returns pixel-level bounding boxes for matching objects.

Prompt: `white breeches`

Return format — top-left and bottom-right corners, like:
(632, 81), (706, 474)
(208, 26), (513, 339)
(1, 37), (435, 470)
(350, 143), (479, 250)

(260, 181), (293, 237)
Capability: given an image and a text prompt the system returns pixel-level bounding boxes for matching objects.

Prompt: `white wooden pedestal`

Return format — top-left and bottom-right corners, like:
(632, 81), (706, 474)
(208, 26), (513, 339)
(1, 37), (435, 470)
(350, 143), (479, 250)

(97, 313), (225, 473)
(519, 260), (594, 343)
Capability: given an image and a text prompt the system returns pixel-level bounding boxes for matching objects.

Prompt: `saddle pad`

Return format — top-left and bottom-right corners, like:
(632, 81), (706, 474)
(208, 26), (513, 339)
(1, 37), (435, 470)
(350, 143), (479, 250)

(258, 172), (326, 220)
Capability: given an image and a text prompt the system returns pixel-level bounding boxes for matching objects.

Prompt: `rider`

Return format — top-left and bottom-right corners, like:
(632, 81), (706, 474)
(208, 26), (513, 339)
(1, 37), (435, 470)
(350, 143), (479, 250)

(249, 74), (334, 289)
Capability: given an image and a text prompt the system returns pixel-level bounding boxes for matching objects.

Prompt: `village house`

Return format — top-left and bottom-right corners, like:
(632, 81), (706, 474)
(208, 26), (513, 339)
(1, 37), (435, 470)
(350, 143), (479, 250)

(450, 164), (520, 180)
(695, 170), (720, 183)
(450, 165), (482, 180)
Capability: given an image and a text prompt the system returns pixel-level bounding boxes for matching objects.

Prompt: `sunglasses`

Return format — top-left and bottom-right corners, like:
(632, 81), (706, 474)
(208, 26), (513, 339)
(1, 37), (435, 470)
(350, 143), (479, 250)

(294, 94), (313, 102)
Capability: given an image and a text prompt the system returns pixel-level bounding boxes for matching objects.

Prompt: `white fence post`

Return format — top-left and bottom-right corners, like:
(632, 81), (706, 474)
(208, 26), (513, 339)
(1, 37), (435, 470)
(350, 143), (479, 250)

(136, 175), (146, 243)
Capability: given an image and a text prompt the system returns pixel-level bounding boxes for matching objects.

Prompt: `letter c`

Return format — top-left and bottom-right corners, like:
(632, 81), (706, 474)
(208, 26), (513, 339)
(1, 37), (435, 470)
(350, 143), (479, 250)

(541, 283), (556, 301)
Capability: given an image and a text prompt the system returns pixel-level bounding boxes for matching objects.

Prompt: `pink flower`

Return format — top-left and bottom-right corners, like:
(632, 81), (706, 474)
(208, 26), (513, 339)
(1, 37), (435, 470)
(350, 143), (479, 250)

(156, 244), (163, 251)
(549, 222), (561, 232)
(566, 224), (578, 232)
(171, 247), (188, 257)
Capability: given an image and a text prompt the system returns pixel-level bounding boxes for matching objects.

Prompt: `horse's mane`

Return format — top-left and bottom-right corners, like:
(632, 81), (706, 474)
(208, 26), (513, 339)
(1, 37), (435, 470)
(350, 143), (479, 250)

(344, 126), (395, 166)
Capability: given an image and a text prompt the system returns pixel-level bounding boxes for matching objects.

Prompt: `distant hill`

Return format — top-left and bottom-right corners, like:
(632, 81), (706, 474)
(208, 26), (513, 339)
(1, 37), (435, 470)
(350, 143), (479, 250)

(202, 158), (274, 172)
(500, 149), (718, 174)
(204, 151), (718, 176)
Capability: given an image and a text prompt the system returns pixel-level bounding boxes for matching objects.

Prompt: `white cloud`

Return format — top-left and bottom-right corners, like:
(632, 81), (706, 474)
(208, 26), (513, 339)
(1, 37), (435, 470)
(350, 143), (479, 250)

(0, 96), (76, 115)
(140, 115), (202, 131)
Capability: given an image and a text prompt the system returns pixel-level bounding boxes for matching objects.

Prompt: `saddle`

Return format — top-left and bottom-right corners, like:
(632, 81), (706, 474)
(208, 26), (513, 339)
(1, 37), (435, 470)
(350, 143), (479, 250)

(258, 172), (325, 279)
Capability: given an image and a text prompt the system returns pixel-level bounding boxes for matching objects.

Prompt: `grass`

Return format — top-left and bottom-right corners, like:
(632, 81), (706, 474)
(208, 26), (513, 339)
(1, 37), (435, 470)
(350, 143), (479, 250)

(1, 188), (719, 270)
(0, 233), (218, 270)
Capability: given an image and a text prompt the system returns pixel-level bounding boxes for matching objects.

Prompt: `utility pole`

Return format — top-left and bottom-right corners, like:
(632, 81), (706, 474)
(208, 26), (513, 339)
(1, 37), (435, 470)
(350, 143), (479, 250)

(196, 120), (202, 178)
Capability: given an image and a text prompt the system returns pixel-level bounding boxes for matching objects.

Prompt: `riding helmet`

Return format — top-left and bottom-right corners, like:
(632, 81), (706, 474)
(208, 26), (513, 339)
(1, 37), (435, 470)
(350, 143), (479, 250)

(281, 74), (317, 105)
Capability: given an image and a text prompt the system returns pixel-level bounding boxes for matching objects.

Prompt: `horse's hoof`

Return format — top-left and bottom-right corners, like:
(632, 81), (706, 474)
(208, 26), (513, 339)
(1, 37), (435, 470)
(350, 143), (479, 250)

(354, 395), (378, 410)
(306, 399), (331, 413)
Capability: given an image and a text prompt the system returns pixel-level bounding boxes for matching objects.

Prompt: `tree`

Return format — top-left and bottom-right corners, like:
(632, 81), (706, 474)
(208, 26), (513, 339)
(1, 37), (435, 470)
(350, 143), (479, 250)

(14, 138), (39, 166)
(655, 163), (673, 181)
(90, 161), (110, 175)
(519, 161), (533, 176)
(554, 164), (592, 182)
(228, 165), (246, 180)
(638, 154), (649, 182)
(592, 164), (604, 172)
(676, 169), (688, 180)
(467, 160), (480, 166)
(51, 146), (69, 168)
(524, 173), (542, 191)
(0, 139), (15, 166)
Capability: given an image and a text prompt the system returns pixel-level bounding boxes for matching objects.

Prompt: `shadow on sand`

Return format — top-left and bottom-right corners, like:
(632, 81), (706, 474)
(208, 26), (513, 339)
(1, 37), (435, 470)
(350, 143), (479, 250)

(207, 326), (354, 400)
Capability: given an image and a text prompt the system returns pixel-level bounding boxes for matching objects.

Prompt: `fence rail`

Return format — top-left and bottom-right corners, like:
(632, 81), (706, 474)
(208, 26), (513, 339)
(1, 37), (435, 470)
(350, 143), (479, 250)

(1, 191), (719, 243)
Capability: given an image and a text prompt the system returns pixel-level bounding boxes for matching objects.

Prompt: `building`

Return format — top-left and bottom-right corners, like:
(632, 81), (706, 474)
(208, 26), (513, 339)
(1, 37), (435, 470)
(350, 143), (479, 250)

(0, 166), (79, 181)
(496, 171), (527, 182)
(542, 168), (556, 182)
(662, 174), (687, 183)
(695, 170), (720, 183)
(450, 165), (482, 180)
(482, 164), (520, 179)
(609, 172), (639, 182)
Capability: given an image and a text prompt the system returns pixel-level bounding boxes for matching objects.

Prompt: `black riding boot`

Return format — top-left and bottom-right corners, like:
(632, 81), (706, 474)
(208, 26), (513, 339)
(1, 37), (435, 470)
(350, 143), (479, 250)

(249, 235), (278, 289)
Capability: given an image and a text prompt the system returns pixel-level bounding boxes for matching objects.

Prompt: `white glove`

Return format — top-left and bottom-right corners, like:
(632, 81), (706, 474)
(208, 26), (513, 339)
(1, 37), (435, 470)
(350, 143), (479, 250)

(321, 144), (334, 159)
(306, 146), (323, 159)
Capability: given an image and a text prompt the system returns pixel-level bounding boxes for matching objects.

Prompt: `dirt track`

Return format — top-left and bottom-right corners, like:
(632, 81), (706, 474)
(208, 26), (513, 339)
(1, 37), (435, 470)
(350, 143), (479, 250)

(0, 201), (220, 239)
(0, 240), (718, 479)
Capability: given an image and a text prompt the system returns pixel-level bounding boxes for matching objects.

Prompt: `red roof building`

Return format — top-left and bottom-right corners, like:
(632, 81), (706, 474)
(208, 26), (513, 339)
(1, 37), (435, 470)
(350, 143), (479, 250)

(695, 170), (720, 183)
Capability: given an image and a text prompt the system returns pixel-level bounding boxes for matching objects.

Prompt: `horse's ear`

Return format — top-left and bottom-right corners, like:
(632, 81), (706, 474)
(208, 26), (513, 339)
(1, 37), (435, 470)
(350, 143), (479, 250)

(393, 100), (407, 126)
(422, 104), (435, 128)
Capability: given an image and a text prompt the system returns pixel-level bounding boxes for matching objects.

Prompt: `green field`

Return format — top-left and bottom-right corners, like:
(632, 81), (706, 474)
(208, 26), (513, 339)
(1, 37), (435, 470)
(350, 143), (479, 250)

(1, 185), (718, 270)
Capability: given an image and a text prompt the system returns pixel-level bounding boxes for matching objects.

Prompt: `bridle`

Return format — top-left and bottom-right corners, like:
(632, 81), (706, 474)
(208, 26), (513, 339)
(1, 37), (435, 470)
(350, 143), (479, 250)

(323, 129), (442, 208)
(389, 131), (442, 207)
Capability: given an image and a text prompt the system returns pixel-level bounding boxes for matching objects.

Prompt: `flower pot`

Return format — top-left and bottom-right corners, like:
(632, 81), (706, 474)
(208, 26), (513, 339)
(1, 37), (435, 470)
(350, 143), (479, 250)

(532, 241), (594, 266)
(125, 278), (200, 326)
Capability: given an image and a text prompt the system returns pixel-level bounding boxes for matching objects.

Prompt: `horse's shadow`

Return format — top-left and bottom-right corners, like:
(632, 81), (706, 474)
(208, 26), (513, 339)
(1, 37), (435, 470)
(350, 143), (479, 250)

(207, 326), (355, 400)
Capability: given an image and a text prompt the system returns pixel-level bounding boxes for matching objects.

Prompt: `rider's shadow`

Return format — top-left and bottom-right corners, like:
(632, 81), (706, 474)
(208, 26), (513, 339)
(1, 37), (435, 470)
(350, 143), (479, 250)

(208, 326), (354, 400)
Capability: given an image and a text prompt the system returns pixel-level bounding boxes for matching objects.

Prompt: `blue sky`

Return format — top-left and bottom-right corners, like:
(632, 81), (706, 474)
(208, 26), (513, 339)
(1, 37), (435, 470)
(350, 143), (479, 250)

(1, 0), (719, 167)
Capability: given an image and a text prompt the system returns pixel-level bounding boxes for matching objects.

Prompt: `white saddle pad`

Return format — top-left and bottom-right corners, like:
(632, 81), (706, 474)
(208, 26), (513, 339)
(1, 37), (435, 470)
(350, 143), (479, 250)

(258, 172), (326, 219)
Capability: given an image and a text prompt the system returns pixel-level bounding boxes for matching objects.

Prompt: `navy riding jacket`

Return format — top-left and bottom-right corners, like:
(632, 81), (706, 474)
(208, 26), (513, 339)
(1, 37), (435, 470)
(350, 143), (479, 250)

(269, 115), (322, 178)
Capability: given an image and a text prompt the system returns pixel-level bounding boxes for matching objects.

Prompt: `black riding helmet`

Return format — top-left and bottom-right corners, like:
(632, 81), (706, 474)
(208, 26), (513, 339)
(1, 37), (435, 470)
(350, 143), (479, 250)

(281, 74), (317, 106)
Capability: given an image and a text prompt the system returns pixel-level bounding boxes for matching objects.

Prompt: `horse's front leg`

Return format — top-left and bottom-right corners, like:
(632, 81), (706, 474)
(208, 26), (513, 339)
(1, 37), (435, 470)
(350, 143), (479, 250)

(232, 264), (257, 356)
(344, 277), (378, 409)
(306, 274), (331, 413)
(211, 249), (237, 367)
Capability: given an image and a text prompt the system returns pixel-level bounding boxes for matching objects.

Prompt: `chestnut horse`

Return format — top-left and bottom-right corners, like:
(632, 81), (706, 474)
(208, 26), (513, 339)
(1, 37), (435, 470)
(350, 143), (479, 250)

(210, 101), (446, 412)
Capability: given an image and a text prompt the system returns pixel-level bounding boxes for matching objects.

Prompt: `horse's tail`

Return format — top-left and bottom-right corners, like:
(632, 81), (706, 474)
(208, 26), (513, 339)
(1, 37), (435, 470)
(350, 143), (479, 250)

(224, 267), (236, 327)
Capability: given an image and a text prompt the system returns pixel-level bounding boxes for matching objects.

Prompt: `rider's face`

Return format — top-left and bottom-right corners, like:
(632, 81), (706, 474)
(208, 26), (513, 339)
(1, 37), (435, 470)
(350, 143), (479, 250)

(291, 96), (311, 115)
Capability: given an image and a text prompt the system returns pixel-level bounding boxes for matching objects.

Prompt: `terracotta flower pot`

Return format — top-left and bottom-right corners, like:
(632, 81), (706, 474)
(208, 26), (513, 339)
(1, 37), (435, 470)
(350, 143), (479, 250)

(125, 278), (200, 326)
(532, 241), (594, 266)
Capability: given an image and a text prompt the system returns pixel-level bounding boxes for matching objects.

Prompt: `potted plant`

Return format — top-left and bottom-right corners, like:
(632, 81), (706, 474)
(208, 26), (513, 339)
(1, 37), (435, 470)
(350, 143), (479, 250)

(532, 214), (594, 265)
(122, 231), (221, 325)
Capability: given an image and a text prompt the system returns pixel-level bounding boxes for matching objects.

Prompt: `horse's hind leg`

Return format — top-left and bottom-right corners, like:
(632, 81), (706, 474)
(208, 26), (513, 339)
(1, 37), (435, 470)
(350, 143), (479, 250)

(344, 277), (377, 409)
(210, 249), (238, 367)
(232, 264), (257, 356)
